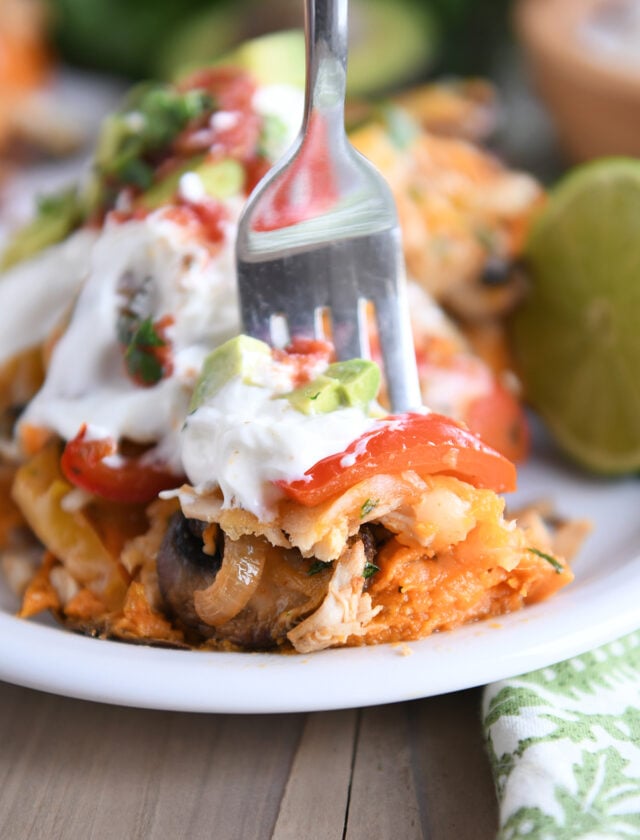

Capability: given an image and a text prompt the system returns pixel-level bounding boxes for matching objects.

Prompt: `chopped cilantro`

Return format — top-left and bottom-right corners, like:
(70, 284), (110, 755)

(120, 315), (169, 386)
(307, 560), (331, 577)
(527, 546), (564, 574)
(94, 83), (214, 194)
(360, 498), (379, 518)
(116, 157), (155, 190)
(131, 317), (166, 349)
(363, 562), (380, 579)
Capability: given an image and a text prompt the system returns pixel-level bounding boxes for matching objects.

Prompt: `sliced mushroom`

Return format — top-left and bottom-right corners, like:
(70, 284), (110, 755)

(157, 511), (332, 649)
(156, 512), (221, 637)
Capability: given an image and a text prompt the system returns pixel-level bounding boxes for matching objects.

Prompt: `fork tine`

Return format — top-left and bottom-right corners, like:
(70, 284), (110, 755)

(237, 277), (273, 345)
(285, 299), (322, 342)
(371, 283), (422, 413)
(238, 257), (330, 346)
(330, 302), (367, 361)
(327, 257), (368, 360)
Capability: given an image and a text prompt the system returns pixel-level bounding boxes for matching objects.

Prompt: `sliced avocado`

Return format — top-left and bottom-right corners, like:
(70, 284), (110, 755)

(1, 189), (84, 270)
(137, 155), (205, 209)
(159, 1), (436, 97)
(197, 159), (245, 200)
(94, 84), (214, 194)
(216, 30), (306, 88)
(286, 375), (343, 415)
(345, 0), (437, 97)
(189, 335), (271, 412)
(137, 157), (244, 210)
(258, 113), (290, 160)
(160, 18), (305, 87)
(325, 359), (381, 407)
(137, 157), (202, 209)
(285, 358), (380, 415)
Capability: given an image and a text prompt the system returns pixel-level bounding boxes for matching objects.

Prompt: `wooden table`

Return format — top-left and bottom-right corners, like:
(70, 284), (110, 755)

(0, 681), (498, 839)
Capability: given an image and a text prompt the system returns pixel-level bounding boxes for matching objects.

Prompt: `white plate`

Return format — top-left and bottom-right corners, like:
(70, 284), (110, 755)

(1, 428), (639, 714)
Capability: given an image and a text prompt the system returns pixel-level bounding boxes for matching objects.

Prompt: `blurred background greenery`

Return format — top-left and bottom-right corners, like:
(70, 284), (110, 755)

(45, 0), (513, 91)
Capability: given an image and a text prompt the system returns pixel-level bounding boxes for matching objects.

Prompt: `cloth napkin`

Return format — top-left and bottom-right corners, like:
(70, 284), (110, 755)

(483, 629), (640, 840)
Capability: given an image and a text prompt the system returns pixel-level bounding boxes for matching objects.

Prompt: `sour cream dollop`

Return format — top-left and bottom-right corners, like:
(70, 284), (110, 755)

(12, 81), (306, 470)
(20, 208), (242, 470)
(0, 229), (97, 364)
(181, 375), (378, 521)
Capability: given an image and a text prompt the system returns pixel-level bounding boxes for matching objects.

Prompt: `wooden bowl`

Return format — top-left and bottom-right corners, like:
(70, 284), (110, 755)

(515, 0), (640, 161)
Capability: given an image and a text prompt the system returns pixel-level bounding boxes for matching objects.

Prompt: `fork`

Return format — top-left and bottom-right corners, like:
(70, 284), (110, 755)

(235, 0), (422, 412)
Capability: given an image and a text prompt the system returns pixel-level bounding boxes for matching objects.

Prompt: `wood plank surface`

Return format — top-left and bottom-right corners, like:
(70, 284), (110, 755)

(0, 681), (498, 840)
(271, 710), (358, 840)
(346, 704), (424, 840)
(409, 691), (500, 839)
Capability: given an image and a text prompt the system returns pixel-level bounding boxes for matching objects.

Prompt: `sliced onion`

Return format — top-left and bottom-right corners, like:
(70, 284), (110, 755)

(193, 534), (266, 626)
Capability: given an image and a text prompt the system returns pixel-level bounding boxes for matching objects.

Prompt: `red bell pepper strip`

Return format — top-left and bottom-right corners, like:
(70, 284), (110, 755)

(466, 381), (530, 464)
(278, 412), (517, 507)
(61, 424), (182, 504)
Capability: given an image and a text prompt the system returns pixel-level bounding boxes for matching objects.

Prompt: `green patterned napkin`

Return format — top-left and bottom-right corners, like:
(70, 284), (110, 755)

(483, 630), (640, 839)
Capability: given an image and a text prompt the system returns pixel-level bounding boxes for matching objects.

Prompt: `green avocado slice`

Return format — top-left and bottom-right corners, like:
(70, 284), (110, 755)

(1, 189), (84, 270)
(189, 335), (271, 412)
(138, 157), (245, 210)
(285, 358), (380, 415)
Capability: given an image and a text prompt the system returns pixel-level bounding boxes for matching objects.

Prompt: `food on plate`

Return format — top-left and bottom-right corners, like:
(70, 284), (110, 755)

(0, 0), (82, 161)
(11, 335), (574, 652)
(391, 79), (499, 144)
(0, 0), (49, 155)
(350, 115), (543, 324)
(512, 158), (640, 474)
(0, 62), (576, 652)
(160, 336), (573, 653)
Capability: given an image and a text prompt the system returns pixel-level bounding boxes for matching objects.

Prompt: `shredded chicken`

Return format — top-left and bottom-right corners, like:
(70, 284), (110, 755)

(287, 538), (382, 654)
(514, 504), (592, 563)
(350, 124), (543, 320)
(177, 487), (290, 549)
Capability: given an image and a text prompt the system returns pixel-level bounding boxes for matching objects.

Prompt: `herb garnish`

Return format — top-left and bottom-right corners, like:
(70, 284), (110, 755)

(527, 546), (564, 574)
(95, 84), (214, 194)
(118, 313), (173, 387)
(363, 562), (380, 579)
(360, 498), (379, 518)
(308, 560), (331, 577)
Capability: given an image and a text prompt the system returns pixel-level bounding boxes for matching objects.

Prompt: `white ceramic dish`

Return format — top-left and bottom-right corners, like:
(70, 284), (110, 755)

(0, 427), (638, 714)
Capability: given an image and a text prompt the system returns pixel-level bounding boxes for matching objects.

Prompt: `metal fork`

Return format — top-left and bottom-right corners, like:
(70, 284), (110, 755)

(235, 0), (422, 412)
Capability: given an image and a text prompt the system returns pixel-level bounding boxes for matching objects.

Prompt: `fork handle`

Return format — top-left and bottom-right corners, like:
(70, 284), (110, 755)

(304, 0), (348, 130)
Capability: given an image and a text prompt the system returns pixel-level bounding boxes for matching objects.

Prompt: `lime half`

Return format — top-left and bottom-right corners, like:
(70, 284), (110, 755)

(512, 158), (640, 474)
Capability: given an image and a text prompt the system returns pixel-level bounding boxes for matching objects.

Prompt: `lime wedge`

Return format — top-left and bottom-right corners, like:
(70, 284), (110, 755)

(512, 158), (640, 474)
